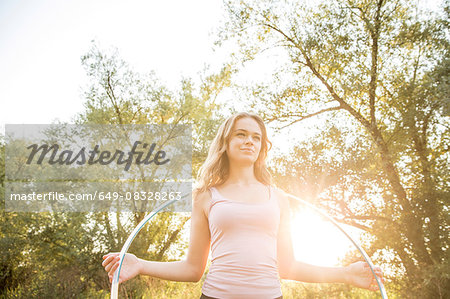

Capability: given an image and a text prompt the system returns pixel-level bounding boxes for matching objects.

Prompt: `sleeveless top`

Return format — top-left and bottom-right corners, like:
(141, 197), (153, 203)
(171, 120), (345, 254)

(201, 185), (282, 299)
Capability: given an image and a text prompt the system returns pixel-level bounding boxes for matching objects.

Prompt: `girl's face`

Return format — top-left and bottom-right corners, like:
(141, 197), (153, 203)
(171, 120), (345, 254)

(226, 117), (262, 166)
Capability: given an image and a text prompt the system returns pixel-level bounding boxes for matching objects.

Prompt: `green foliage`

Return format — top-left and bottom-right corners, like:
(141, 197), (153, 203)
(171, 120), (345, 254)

(0, 42), (230, 297)
(220, 0), (449, 297)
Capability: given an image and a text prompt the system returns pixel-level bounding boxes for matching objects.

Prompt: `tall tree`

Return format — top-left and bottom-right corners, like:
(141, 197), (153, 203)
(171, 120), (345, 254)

(0, 43), (231, 297)
(77, 43), (230, 296)
(220, 0), (449, 297)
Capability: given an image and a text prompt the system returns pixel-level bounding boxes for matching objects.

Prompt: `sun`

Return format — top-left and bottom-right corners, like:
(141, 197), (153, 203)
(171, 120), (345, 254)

(290, 209), (362, 267)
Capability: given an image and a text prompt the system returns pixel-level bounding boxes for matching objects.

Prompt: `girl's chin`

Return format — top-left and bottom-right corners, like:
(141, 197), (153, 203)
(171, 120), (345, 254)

(230, 158), (257, 166)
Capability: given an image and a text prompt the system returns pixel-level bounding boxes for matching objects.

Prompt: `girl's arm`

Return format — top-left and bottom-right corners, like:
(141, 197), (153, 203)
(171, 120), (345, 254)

(102, 190), (211, 283)
(275, 188), (383, 291)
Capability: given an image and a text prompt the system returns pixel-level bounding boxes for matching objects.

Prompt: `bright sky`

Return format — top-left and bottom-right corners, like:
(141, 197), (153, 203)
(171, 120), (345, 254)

(0, 0), (226, 131)
(1, 0), (442, 134)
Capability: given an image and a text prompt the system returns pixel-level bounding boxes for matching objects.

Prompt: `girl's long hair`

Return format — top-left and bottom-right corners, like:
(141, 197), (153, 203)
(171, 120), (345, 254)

(195, 112), (272, 196)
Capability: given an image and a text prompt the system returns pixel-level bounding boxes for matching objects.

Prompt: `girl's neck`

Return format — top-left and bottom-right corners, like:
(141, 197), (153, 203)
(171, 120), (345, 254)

(226, 164), (259, 186)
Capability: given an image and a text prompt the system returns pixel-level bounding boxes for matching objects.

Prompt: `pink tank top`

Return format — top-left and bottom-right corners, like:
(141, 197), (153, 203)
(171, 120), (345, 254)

(201, 185), (282, 299)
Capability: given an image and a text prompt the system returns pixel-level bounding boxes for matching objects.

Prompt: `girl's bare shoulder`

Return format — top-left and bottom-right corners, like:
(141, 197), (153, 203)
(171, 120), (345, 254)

(192, 189), (212, 218)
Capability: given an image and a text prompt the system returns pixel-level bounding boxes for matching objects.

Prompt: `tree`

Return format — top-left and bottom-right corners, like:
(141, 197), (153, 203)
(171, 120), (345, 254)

(0, 42), (231, 297)
(220, 0), (449, 297)
(76, 42), (231, 296)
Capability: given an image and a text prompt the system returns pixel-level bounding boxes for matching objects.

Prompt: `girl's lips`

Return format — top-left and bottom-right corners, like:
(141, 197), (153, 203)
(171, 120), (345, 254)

(241, 148), (254, 153)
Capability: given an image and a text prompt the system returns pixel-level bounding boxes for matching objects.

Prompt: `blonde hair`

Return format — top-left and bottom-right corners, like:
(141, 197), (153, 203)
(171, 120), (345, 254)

(195, 112), (272, 195)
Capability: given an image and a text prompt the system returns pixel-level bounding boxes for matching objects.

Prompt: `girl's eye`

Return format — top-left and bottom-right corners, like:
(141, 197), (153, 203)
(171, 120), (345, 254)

(254, 136), (261, 141)
(237, 133), (245, 137)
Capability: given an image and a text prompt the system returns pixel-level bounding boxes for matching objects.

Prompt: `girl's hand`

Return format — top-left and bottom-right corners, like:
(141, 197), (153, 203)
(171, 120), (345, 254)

(102, 252), (141, 284)
(345, 261), (384, 291)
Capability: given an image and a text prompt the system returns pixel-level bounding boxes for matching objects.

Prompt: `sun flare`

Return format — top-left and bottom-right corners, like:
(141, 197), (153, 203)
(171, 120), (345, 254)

(290, 210), (361, 267)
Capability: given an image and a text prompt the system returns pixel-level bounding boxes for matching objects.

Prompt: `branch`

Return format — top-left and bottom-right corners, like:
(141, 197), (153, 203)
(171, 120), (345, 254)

(337, 219), (370, 231)
(130, 106), (143, 123)
(422, 108), (433, 139)
(368, 0), (384, 128)
(344, 214), (395, 223)
(259, 22), (371, 129)
(106, 72), (124, 125)
(277, 106), (342, 129)
(156, 216), (190, 260)
(303, 204), (371, 231)
(103, 213), (116, 249)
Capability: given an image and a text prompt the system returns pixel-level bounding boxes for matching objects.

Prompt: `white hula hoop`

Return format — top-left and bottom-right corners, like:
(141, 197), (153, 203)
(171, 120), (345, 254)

(110, 192), (388, 299)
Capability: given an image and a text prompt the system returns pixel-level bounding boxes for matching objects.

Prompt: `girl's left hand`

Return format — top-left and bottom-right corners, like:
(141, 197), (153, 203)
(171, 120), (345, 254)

(345, 261), (384, 291)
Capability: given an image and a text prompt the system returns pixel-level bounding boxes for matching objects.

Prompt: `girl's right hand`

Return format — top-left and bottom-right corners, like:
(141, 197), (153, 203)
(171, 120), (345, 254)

(102, 252), (141, 284)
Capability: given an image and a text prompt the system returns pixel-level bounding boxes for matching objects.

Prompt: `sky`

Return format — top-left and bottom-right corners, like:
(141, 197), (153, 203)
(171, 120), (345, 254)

(0, 0), (226, 130)
(1, 0), (443, 136)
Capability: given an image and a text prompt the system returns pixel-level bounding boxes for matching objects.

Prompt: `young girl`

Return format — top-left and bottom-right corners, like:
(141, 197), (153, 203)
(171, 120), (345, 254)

(102, 112), (384, 298)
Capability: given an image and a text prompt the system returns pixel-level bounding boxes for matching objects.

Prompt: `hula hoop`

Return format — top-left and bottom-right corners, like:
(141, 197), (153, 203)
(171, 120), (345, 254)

(110, 192), (388, 299)
(110, 197), (184, 299)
